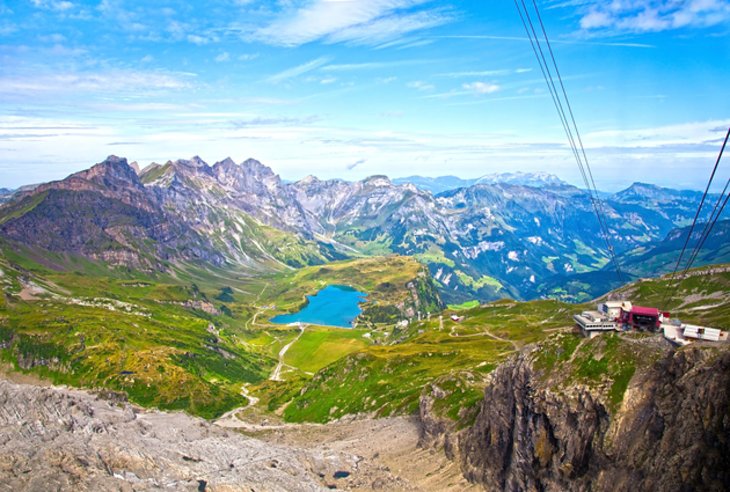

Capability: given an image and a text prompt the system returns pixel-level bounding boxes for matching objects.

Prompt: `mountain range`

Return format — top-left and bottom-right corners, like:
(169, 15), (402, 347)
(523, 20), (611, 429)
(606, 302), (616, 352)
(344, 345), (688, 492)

(392, 171), (569, 194)
(1, 155), (725, 303)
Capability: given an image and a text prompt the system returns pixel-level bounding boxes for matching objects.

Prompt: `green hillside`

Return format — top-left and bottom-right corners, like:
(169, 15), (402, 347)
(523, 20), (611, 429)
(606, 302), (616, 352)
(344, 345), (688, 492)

(0, 244), (441, 418)
(2, 228), (727, 427)
(256, 263), (730, 426)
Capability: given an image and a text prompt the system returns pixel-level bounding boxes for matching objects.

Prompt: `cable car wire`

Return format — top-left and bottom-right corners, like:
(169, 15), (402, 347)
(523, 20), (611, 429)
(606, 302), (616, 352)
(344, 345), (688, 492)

(512, 0), (624, 282)
(681, 127), (730, 276)
(659, 126), (728, 308)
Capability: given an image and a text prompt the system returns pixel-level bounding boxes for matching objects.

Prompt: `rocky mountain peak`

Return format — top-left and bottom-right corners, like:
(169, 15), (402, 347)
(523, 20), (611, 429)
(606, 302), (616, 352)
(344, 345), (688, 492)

(362, 175), (391, 187)
(189, 155), (207, 167)
(613, 182), (705, 206)
(173, 156), (210, 172)
(241, 158), (276, 179)
(298, 175), (320, 185)
(80, 155), (142, 189)
(475, 171), (568, 188)
(214, 157), (236, 168)
(622, 182), (664, 194)
(128, 161), (141, 174)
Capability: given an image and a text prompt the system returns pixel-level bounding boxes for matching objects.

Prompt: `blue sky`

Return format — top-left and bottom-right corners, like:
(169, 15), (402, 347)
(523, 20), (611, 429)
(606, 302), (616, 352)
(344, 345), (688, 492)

(1, 0), (729, 190)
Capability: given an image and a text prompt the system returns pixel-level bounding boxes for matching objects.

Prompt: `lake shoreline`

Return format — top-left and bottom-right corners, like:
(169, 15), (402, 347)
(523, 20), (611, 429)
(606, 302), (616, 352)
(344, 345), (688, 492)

(270, 284), (368, 329)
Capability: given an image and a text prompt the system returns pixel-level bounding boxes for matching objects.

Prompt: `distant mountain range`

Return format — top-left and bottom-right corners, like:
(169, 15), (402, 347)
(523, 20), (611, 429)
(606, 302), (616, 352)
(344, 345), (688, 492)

(1, 155), (726, 303)
(392, 171), (569, 194)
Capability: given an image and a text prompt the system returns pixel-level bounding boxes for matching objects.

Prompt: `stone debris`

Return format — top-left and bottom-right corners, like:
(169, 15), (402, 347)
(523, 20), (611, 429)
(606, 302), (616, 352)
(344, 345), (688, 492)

(0, 380), (353, 491)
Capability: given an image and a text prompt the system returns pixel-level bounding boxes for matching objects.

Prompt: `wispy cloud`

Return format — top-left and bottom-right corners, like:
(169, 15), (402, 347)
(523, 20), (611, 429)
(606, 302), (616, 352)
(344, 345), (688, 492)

(463, 81), (500, 94)
(0, 70), (196, 96)
(576, 0), (730, 33)
(436, 34), (655, 48)
(407, 80), (434, 91)
(31, 0), (74, 12)
(266, 56), (332, 83)
(347, 158), (366, 170)
(255, 0), (452, 47)
(321, 59), (436, 72)
(583, 119), (730, 149)
(375, 36), (435, 50)
(187, 34), (215, 45)
(231, 116), (320, 128)
(436, 68), (533, 78)
(238, 53), (259, 62)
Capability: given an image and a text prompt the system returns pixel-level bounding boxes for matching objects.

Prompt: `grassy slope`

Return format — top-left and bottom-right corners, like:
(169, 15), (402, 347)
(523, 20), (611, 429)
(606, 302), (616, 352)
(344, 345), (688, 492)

(282, 327), (370, 373)
(0, 244), (439, 418)
(259, 264), (730, 426)
(0, 243), (277, 418)
(2, 219), (727, 428)
(268, 299), (575, 423)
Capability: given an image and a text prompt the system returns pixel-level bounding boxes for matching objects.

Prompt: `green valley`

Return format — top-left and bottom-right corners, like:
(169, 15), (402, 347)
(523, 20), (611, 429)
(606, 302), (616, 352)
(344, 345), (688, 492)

(2, 218), (729, 431)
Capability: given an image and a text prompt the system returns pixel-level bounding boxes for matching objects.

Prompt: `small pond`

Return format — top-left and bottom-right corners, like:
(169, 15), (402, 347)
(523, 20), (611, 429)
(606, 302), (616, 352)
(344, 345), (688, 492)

(269, 285), (367, 328)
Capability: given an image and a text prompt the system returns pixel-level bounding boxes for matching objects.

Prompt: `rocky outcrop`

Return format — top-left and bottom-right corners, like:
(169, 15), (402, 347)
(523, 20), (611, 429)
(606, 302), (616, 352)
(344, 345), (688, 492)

(421, 343), (730, 491)
(21, 155), (154, 212)
(0, 380), (356, 491)
(457, 350), (609, 491)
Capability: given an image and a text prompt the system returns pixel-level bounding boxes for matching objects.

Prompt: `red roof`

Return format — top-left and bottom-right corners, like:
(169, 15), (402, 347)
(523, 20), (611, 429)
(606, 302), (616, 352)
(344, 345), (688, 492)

(631, 306), (660, 316)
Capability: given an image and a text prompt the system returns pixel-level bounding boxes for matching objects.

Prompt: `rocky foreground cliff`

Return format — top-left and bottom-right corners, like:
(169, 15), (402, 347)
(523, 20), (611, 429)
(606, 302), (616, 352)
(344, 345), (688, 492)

(0, 376), (472, 491)
(0, 379), (346, 491)
(420, 334), (730, 491)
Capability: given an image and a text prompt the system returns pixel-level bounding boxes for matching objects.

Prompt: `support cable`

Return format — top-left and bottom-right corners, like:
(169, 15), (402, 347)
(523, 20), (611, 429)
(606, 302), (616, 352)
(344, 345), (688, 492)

(681, 127), (730, 275)
(659, 126), (728, 308)
(513, 0), (624, 282)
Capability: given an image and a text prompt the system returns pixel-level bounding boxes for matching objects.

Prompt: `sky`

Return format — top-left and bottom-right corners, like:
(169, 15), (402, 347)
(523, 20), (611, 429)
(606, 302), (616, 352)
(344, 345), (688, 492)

(0, 0), (729, 191)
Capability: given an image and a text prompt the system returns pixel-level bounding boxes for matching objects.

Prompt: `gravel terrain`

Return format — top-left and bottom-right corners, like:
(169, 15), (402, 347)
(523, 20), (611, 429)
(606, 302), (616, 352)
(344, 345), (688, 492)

(0, 377), (473, 491)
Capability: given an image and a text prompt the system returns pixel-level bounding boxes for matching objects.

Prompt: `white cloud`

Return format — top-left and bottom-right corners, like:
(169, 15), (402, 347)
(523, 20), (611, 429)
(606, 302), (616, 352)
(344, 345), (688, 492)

(583, 119), (730, 149)
(0, 23), (17, 36)
(215, 52), (230, 62)
(187, 34), (212, 45)
(437, 68), (533, 78)
(1, 112), (727, 192)
(0, 70), (195, 96)
(38, 33), (67, 43)
(322, 59), (435, 72)
(438, 34), (655, 48)
(46, 43), (86, 56)
(407, 80), (434, 91)
(463, 81), (500, 95)
(579, 0), (730, 33)
(255, 0), (451, 46)
(266, 57), (331, 83)
(31, 0), (74, 11)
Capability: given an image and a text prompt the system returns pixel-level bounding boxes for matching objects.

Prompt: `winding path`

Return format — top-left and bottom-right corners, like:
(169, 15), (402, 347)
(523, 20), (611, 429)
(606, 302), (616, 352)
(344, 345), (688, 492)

(270, 323), (305, 382)
(448, 323), (519, 350)
(214, 383), (261, 428)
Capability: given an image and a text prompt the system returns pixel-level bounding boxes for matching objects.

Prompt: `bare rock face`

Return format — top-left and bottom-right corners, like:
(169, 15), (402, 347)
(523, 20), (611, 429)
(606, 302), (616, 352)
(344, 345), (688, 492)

(457, 351), (609, 491)
(0, 380), (354, 491)
(426, 344), (730, 491)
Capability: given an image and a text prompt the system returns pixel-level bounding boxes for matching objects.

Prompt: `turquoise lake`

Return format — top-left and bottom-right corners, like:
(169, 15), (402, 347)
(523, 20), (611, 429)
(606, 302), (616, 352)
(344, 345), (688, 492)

(269, 285), (367, 328)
